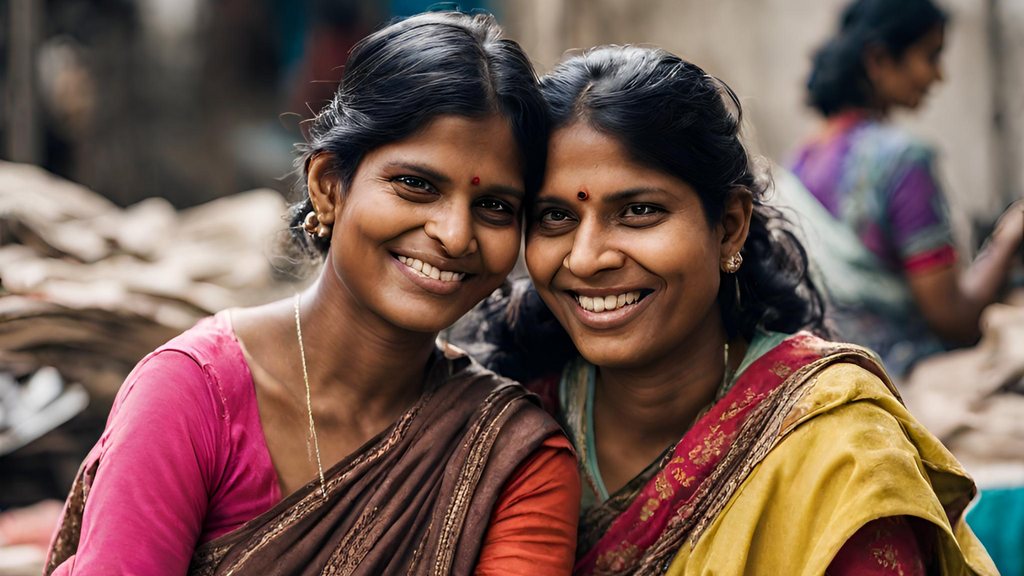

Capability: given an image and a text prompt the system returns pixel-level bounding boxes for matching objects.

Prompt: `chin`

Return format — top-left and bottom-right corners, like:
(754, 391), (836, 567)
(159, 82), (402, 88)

(375, 300), (466, 334)
(573, 335), (653, 370)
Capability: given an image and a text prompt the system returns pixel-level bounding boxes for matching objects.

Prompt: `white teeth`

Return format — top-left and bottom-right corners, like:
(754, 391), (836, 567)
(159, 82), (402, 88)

(574, 290), (644, 313)
(395, 255), (465, 283)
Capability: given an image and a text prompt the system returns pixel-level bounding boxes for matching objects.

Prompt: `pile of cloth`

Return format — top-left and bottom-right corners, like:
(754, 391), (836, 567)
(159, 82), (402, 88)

(902, 295), (1024, 475)
(0, 160), (303, 509)
(901, 294), (1024, 576)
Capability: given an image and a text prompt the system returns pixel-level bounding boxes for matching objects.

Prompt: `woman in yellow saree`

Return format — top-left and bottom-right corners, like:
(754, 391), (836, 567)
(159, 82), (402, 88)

(452, 44), (998, 575)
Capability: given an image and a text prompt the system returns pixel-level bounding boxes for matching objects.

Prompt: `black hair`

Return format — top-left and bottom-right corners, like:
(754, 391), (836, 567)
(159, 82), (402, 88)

(287, 10), (547, 256)
(807, 0), (948, 116)
(539, 45), (826, 343)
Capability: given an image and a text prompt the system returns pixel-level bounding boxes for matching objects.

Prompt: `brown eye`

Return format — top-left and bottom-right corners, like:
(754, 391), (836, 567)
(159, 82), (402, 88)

(543, 209), (569, 222)
(537, 209), (577, 232)
(477, 198), (511, 213)
(626, 204), (662, 216)
(474, 198), (517, 226)
(393, 176), (437, 194)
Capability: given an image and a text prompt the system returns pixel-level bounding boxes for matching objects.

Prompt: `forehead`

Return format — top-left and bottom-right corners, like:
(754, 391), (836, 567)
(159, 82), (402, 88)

(366, 114), (523, 178)
(912, 25), (945, 53)
(542, 123), (693, 197)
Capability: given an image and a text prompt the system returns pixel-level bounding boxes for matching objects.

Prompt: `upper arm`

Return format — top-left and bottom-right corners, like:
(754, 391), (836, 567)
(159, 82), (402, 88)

(884, 151), (954, 269)
(57, 351), (224, 575)
(885, 155), (977, 342)
(905, 263), (975, 340)
(475, 435), (581, 576)
(826, 516), (927, 576)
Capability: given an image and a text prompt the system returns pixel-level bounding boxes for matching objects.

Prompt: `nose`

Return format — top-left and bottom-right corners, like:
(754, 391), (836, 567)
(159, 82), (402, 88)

(423, 204), (478, 258)
(563, 218), (625, 278)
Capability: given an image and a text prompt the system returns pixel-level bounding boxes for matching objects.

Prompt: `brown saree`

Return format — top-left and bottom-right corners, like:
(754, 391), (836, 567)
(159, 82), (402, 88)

(47, 348), (562, 576)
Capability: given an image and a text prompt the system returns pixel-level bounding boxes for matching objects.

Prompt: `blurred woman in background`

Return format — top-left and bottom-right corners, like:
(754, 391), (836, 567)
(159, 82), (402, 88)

(44, 11), (579, 576)
(790, 0), (1023, 376)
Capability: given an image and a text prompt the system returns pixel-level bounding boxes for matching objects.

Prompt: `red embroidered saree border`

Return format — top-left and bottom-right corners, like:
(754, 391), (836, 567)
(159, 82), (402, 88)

(577, 333), (892, 575)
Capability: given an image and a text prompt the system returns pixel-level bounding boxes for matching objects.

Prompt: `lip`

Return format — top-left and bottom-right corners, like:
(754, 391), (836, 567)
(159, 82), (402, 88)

(391, 254), (466, 296)
(561, 288), (655, 331)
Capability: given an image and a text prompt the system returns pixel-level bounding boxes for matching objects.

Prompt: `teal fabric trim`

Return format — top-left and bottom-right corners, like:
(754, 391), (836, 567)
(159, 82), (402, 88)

(727, 330), (790, 391)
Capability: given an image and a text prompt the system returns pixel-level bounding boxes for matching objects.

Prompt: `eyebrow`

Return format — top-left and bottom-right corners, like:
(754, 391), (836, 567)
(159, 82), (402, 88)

(533, 196), (573, 208)
(534, 186), (669, 206)
(487, 185), (525, 201)
(386, 162), (452, 185)
(602, 187), (669, 203)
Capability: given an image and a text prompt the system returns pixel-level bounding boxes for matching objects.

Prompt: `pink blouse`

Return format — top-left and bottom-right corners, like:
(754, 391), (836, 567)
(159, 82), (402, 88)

(47, 313), (579, 575)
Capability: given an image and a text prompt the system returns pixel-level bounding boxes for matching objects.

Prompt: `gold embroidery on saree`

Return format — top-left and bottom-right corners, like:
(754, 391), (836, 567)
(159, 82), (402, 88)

(322, 505), (379, 576)
(596, 540), (640, 573)
(432, 387), (524, 575)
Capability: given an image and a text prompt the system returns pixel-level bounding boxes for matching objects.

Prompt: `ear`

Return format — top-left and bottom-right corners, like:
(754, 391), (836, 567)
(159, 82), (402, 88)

(862, 42), (893, 85)
(306, 153), (342, 226)
(719, 188), (753, 262)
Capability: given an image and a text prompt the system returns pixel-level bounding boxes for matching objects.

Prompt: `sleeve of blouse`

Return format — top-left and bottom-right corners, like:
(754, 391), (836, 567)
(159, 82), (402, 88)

(826, 516), (927, 576)
(886, 153), (958, 275)
(49, 350), (224, 576)
(474, 435), (581, 576)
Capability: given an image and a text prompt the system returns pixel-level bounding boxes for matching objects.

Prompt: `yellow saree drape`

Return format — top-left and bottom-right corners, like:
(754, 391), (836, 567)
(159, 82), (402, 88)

(667, 363), (998, 576)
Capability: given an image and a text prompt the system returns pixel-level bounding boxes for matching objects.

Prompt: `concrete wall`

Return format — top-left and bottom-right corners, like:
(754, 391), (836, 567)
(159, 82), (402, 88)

(501, 0), (1023, 247)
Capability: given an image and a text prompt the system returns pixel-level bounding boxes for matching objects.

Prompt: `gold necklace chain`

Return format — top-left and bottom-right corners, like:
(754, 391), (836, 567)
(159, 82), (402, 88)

(294, 293), (327, 501)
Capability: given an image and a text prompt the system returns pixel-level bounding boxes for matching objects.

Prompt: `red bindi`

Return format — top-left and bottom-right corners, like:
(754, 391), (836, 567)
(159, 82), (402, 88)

(471, 176), (480, 185)
(577, 189), (589, 201)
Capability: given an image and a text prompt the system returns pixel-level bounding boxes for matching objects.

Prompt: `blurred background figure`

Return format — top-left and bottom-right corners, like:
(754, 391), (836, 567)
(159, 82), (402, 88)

(783, 5), (1024, 570)
(789, 0), (1023, 378)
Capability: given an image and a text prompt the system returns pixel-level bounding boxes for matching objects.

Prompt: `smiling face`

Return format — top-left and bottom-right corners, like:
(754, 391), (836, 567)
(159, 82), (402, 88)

(310, 114), (525, 333)
(867, 24), (945, 111)
(525, 123), (750, 369)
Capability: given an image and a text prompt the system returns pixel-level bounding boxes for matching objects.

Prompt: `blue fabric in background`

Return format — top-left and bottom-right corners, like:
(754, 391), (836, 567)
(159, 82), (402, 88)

(967, 487), (1024, 576)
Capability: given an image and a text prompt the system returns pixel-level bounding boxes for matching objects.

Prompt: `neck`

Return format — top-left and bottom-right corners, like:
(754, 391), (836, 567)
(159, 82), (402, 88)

(297, 263), (438, 413)
(594, 307), (742, 448)
(832, 105), (886, 122)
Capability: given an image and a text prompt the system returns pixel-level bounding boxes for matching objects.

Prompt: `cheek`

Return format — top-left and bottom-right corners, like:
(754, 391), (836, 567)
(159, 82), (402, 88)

(478, 226), (522, 276)
(629, 225), (718, 282)
(341, 191), (404, 241)
(524, 233), (567, 288)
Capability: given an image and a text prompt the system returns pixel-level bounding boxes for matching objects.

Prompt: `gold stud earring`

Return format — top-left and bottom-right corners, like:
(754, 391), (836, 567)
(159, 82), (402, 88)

(303, 211), (319, 236)
(316, 223), (331, 238)
(723, 252), (743, 274)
